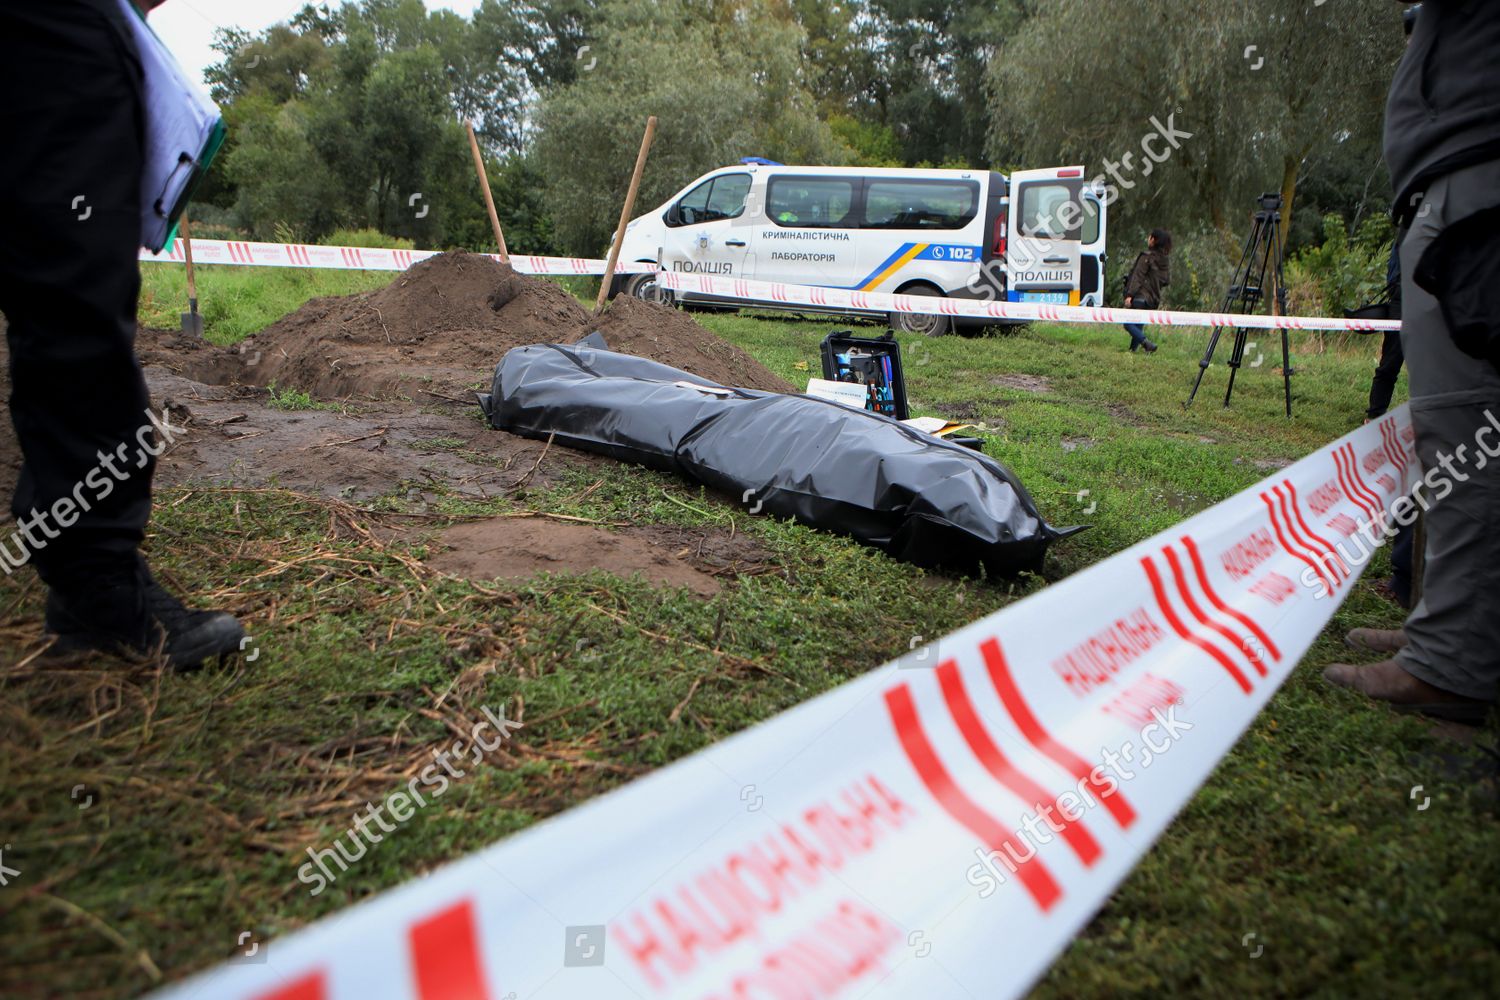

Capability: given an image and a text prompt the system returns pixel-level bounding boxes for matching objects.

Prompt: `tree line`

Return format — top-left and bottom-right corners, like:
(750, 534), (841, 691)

(195, 0), (1407, 308)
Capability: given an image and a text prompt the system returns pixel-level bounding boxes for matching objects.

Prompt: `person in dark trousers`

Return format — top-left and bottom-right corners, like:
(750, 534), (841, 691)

(1365, 241), (1406, 421)
(1364, 239), (1413, 609)
(1326, 0), (1500, 725)
(0, 0), (245, 668)
(1121, 229), (1171, 353)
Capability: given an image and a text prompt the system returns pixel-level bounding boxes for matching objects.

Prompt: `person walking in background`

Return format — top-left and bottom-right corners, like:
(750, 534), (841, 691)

(1325, 0), (1500, 724)
(1359, 237), (1414, 609)
(1121, 229), (1172, 354)
(0, 0), (246, 668)
(1365, 239), (1406, 422)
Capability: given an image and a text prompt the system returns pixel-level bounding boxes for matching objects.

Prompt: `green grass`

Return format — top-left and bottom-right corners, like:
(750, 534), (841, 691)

(140, 262), (392, 343)
(2, 278), (1496, 999)
(694, 310), (1399, 576)
(265, 383), (342, 413)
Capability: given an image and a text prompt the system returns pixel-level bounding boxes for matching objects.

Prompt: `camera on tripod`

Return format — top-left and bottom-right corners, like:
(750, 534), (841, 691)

(1186, 192), (1294, 416)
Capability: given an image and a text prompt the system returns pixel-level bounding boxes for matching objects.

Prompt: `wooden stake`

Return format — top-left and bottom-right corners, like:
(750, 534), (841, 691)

(595, 115), (658, 314)
(466, 121), (509, 262)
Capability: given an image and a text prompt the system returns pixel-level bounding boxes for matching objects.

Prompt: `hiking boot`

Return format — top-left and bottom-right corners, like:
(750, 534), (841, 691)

(1323, 658), (1491, 725)
(1344, 627), (1409, 655)
(44, 559), (245, 670)
(1143, 340), (1159, 354)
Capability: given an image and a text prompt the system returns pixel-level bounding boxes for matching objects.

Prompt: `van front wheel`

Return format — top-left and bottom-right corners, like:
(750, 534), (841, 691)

(623, 271), (673, 307)
(889, 286), (951, 337)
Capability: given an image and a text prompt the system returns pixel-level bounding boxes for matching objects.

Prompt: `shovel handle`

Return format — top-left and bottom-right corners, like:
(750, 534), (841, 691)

(180, 215), (199, 302)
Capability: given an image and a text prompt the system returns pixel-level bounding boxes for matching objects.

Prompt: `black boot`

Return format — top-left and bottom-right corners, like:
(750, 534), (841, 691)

(44, 556), (246, 670)
(1143, 340), (1159, 353)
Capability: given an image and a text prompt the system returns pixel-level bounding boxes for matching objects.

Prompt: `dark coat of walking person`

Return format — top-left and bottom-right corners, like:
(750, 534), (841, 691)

(0, 0), (245, 667)
(1121, 229), (1172, 353)
(1325, 0), (1500, 725)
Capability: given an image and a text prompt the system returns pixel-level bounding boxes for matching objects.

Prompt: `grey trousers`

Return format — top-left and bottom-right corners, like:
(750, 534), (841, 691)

(1393, 158), (1500, 702)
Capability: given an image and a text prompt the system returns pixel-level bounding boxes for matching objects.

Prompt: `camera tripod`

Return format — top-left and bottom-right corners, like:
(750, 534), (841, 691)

(1186, 193), (1293, 416)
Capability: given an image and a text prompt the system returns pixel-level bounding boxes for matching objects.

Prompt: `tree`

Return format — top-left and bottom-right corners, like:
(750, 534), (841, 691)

(532, 0), (851, 255)
(986, 0), (1403, 287)
(223, 95), (344, 240)
(786, 0), (879, 117)
(207, 0), (553, 248)
(864, 0), (1033, 166)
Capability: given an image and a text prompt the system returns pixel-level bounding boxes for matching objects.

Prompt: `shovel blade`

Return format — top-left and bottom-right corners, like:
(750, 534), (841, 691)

(181, 312), (204, 337)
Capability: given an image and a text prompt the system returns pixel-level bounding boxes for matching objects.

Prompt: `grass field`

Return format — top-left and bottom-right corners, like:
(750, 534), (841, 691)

(2, 264), (1496, 998)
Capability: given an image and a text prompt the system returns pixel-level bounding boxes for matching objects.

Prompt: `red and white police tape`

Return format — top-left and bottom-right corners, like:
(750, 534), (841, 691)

(140, 240), (1399, 333)
(139, 238), (655, 277)
(149, 409), (1419, 1000)
(652, 268), (1402, 334)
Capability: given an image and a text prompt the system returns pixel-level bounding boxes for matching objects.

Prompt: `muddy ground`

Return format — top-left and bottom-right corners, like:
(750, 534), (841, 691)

(0, 254), (786, 590)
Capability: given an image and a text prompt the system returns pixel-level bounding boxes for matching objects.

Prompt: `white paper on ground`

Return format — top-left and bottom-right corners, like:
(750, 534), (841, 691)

(806, 377), (871, 409)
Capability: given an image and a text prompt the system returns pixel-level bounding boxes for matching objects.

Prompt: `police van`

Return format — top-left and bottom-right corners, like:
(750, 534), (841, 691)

(612, 160), (1106, 335)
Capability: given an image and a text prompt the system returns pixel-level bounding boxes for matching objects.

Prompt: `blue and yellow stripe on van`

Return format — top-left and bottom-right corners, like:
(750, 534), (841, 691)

(846, 242), (984, 290)
(853, 242), (928, 290)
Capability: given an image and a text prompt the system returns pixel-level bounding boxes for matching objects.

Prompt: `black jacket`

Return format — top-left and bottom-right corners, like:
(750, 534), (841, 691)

(1384, 0), (1500, 221)
(1124, 249), (1170, 307)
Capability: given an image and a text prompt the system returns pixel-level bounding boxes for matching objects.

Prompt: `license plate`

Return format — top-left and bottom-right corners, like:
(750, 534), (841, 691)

(1021, 291), (1069, 305)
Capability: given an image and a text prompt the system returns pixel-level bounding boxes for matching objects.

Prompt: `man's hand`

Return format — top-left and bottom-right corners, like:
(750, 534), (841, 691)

(1125, 296), (1133, 307)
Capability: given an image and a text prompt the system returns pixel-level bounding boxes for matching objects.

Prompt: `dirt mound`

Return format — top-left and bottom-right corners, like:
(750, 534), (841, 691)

(587, 295), (794, 393)
(180, 252), (791, 401)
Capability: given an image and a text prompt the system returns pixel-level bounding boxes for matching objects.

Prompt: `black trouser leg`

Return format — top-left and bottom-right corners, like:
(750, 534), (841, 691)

(1366, 329), (1405, 419)
(1389, 518), (1413, 607)
(0, 1), (153, 590)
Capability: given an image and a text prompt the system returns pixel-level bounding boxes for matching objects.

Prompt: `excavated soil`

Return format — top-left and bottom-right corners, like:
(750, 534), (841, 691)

(0, 350), (584, 507)
(140, 252), (792, 401)
(0, 255), (785, 591)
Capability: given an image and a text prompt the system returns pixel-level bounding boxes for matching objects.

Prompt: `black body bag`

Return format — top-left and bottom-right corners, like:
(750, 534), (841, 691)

(477, 340), (1070, 575)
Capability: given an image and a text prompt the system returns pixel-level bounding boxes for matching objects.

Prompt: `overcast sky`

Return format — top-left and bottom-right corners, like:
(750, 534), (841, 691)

(150, 0), (484, 96)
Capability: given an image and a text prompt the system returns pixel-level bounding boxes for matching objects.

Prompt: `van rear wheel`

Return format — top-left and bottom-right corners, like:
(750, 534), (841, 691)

(889, 286), (951, 337)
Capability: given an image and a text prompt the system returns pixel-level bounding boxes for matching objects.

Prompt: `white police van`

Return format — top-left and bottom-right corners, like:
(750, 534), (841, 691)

(612, 160), (1106, 335)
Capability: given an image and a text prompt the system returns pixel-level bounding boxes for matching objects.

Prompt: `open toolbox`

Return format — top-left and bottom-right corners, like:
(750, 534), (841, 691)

(818, 330), (983, 451)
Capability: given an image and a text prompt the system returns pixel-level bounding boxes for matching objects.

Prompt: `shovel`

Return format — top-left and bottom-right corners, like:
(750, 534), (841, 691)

(179, 215), (204, 337)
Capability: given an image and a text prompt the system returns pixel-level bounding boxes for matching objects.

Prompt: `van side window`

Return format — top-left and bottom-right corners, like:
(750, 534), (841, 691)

(1081, 194), (1101, 244)
(670, 173), (751, 227)
(863, 180), (978, 230)
(767, 177), (856, 228)
(1018, 183), (1082, 239)
(706, 174), (751, 219)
